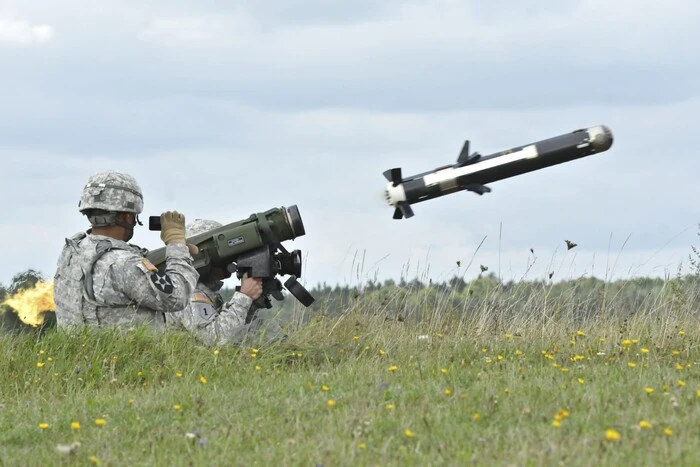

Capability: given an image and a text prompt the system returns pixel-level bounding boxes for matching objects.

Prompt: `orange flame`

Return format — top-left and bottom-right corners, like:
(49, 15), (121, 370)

(2, 281), (56, 327)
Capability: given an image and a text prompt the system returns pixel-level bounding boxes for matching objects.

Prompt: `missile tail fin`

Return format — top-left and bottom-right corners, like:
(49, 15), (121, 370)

(393, 202), (414, 219)
(383, 168), (403, 186)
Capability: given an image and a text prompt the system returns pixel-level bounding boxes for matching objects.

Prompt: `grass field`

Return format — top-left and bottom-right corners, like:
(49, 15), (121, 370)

(0, 285), (698, 467)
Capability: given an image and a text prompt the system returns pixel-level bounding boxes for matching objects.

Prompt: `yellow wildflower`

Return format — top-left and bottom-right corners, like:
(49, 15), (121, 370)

(199, 375), (207, 384)
(576, 330), (586, 337)
(628, 362), (637, 368)
(173, 404), (182, 411)
(95, 419), (106, 427)
(378, 349), (386, 356)
(552, 420), (561, 428)
(664, 428), (673, 436)
(353, 336), (359, 341)
(472, 413), (480, 421)
(645, 387), (654, 394)
(326, 399), (336, 408)
(386, 403), (394, 410)
(515, 349), (523, 356)
(678, 380), (686, 387)
(175, 371), (183, 377)
(404, 429), (414, 438)
(440, 368), (448, 374)
(578, 378), (585, 385)
(321, 385), (330, 392)
(505, 333), (513, 339)
(444, 388), (452, 396)
(255, 365), (261, 371)
(213, 349), (219, 356)
(128, 399), (134, 404)
(497, 355), (504, 361)
(639, 420), (652, 429)
(89, 456), (101, 465)
(678, 330), (685, 336)
(71, 422), (80, 431)
(388, 365), (398, 372)
(621, 339), (632, 346)
(38, 423), (49, 430)
(641, 348), (650, 354)
(605, 429), (621, 441)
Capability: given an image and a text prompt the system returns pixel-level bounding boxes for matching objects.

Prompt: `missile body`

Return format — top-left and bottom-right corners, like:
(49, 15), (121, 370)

(384, 125), (613, 219)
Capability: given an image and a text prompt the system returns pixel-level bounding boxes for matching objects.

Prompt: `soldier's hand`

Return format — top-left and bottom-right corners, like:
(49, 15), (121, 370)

(239, 273), (263, 300)
(160, 211), (187, 245)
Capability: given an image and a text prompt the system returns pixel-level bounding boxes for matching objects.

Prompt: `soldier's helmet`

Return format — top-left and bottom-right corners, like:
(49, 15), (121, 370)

(186, 219), (223, 238)
(78, 171), (144, 214)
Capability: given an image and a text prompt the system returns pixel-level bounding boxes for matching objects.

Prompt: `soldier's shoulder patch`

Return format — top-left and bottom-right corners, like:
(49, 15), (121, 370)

(135, 258), (159, 274)
(192, 292), (214, 305)
(193, 301), (216, 324)
(141, 259), (158, 271)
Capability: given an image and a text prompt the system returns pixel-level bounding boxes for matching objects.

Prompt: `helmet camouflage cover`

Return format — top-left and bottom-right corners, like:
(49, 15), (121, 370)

(78, 171), (144, 214)
(186, 219), (223, 237)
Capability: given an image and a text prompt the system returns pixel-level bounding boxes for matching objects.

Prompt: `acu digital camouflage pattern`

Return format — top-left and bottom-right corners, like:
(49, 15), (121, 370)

(53, 232), (199, 330)
(186, 219), (223, 237)
(166, 279), (287, 346)
(175, 218), (287, 346)
(78, 171), (144, 214)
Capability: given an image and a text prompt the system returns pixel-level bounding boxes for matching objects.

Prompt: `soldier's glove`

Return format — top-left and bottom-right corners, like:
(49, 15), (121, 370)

(160, 211), (187, 245)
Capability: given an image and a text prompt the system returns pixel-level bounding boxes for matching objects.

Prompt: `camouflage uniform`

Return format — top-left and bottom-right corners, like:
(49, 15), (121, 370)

(53, 171), (199, 330)
(164, 219), (286, 346)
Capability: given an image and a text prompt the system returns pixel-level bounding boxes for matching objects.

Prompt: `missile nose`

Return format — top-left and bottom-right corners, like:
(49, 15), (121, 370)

(588, 125), (614, 152)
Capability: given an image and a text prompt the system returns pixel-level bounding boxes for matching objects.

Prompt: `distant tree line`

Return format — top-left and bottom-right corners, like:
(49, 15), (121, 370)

(2, 224), (699, 330)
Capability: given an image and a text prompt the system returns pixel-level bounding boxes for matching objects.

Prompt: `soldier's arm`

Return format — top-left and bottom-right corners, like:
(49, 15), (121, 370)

(107, 244), (199, 312)
(178, 292), (252, 346)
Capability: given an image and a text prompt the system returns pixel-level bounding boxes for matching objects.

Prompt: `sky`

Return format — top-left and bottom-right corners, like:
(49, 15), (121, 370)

(1, 0), (699, 292)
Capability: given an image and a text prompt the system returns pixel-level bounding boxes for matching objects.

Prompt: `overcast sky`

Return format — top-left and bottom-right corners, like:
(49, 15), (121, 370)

(1, 0), (699, 292)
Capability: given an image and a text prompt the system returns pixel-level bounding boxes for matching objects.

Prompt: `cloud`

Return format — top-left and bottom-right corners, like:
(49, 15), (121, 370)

(0, 17), (53, 45)
(0, 0), (699, 290)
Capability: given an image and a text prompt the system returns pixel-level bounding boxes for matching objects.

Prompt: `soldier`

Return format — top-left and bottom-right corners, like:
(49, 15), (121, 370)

(53, 171), (199, 330)
(164, 219), (287, 346)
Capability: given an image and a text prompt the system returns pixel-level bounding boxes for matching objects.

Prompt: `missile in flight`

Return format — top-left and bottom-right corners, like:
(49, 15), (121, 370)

(383, 125), (614, 219)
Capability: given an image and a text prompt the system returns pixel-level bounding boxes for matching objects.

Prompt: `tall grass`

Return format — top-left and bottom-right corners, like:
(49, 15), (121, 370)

(1, 271), (698, 466)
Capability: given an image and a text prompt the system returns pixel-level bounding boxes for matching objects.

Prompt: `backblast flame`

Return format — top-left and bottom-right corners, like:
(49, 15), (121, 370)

(2, 280), (56, 327)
